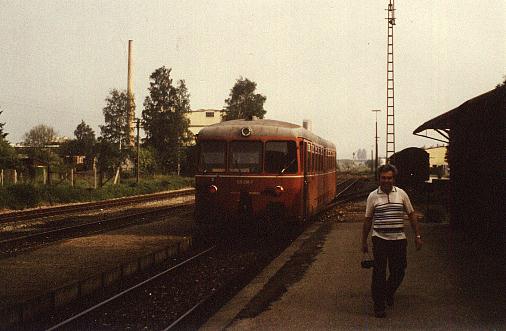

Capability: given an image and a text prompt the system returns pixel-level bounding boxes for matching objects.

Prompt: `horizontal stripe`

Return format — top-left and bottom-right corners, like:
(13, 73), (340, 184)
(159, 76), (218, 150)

(375, 202), (404, 207)
(375, 216), (404, 220)
(374, 227), (405, 233)
(374, 221), (404, 226)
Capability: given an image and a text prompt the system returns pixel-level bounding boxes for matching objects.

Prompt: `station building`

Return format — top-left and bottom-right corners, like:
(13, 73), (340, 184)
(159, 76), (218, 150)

(414, 85), (505, 251)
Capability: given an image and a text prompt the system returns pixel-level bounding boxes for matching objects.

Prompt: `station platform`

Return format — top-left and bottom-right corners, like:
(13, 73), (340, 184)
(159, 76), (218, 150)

(203, 202), (505, 330)
(0, 209), (193, 326)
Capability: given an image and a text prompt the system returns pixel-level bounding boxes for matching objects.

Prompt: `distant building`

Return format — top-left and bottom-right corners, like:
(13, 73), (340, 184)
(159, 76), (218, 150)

(424, 145), (448, 177)
(186, 109), (222, 137)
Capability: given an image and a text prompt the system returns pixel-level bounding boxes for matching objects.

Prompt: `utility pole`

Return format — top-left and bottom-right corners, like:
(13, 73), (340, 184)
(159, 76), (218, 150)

(127, 40), (135, 147)
(136, 118), (140, 184)
(370, 150), (374, 173)
(372, 109), (381, 179)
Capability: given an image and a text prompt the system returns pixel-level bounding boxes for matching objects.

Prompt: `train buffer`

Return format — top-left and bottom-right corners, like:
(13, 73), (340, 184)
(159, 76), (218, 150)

(203, 207), (505, 330)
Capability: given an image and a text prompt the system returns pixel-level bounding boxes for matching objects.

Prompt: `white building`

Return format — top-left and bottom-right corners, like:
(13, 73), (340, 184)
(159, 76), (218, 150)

(186, 109), (222, 137)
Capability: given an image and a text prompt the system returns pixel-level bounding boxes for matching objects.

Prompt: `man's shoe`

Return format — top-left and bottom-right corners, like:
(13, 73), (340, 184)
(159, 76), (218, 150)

(374, 310), (386, 318)
(386, 295), (394, 307)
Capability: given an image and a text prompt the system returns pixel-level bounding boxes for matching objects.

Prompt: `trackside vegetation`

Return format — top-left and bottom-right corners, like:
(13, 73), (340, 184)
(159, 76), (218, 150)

(0, 176), (194, 210)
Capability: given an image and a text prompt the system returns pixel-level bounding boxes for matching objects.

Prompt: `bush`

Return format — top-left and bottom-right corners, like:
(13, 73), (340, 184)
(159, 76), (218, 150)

(2, 184), (42, 209)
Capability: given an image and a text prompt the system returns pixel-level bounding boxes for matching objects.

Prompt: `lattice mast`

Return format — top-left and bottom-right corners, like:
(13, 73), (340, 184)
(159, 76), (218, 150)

(386, 0), (396, 161)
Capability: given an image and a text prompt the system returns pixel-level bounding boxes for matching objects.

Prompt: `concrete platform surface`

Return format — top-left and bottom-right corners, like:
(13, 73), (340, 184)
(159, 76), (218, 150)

(204, 208), (505, 330)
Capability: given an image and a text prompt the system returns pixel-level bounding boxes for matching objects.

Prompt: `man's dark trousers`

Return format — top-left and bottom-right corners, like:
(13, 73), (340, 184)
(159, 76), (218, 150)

(372, 236), (407, 311)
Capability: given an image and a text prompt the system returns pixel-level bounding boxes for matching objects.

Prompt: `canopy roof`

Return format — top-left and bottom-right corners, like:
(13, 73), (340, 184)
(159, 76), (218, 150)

(413, 85), (505, 142)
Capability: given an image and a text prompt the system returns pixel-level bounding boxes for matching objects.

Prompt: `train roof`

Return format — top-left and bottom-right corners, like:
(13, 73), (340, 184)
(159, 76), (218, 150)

(197, 119), (335, 149)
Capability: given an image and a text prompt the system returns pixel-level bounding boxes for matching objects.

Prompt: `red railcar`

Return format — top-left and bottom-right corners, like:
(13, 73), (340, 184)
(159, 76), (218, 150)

(194, 119), (337, 226)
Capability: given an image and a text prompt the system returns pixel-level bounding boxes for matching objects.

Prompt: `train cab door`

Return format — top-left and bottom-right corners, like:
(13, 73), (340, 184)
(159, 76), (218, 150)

(302, 141), (309, 221)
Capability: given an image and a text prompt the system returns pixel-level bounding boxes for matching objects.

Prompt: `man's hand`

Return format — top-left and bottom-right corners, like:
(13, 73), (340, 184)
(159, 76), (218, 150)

(415, 237), (423, 250)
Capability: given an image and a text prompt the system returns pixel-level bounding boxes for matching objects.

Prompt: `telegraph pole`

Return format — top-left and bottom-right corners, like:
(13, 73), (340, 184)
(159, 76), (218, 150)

(372, 109), (381, 179)
(136, 118), (140, 184)
(127, 40), (135, 147)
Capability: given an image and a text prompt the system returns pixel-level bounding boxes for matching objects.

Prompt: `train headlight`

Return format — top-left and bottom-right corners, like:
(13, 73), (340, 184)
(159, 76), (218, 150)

(273, 185), (284, 196)
(208, 185), (218, 194)
(240, 127), (252, 137)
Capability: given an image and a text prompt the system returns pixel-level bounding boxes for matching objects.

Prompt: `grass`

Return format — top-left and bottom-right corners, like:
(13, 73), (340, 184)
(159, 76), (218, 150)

(0, 175), (194, 210)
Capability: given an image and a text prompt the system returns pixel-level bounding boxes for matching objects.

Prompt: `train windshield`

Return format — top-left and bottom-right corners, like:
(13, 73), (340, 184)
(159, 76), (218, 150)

(199, 141), (226, 173)
(229, 141), (262, 173)
(265, 141), (298, 174)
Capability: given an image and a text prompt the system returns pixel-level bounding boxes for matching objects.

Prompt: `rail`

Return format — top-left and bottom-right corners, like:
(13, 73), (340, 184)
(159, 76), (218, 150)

(0, 200), (194, 256)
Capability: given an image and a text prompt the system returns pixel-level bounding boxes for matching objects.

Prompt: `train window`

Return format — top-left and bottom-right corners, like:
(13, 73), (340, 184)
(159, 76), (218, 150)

(265, 141), (297, 174)
(229, 141), (262, 173)
(199, 141), (226, 173)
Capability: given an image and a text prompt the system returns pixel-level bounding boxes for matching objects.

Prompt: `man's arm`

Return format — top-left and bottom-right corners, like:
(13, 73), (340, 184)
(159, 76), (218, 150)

(362, 216), (373, 252)
(408, 212), (423, 250)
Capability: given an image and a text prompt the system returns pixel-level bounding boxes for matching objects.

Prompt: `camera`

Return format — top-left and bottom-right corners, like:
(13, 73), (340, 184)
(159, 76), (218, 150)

(361, 259), (375, 269)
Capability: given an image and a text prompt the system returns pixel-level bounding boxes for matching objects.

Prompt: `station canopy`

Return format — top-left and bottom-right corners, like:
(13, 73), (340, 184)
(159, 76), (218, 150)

(413, 86), (505, 143)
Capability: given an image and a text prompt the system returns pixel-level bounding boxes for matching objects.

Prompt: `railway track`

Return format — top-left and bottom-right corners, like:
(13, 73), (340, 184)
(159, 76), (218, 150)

(33, 177), (369, 330)
(0, 188), (195, 223)
(45, 246), (217, 331)
(0, 200), (194, 257)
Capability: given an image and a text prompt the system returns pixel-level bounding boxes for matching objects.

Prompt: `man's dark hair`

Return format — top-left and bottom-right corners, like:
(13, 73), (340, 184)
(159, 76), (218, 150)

(378, 164), (398, 177)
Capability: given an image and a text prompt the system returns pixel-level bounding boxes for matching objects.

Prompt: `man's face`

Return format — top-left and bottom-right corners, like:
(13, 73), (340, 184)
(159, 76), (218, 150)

(379, 170), (395, 192)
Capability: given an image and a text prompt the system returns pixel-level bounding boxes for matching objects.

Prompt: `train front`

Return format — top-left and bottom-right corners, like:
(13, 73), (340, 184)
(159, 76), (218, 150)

(194, 120), (303, 227)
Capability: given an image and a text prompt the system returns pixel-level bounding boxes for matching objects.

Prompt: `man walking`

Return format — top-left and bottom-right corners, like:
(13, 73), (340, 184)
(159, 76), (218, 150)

(362, 164), (422, 318)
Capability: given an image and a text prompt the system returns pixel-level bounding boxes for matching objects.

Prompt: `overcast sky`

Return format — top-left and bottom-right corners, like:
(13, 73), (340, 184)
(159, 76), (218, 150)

(0, 0), (504, 158)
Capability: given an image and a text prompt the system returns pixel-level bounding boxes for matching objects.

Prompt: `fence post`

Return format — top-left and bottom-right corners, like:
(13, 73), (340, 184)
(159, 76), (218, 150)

(113, 167), (120, 185)
(0, 169), (3, 186)
(70, 168), (74, 187)
(13, 169), (17, 184)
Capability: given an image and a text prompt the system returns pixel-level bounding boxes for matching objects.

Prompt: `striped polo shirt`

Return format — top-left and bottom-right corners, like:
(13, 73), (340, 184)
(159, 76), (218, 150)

(365, 186), (414, 240)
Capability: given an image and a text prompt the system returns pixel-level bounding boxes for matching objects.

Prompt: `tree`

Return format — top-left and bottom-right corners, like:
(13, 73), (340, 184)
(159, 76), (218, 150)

(138, 146), (158, 175)
(142, 66), (193, 172)
(100, 89), (133, 147)
(58, 121), (97, 169)
(0, 139), (18, 169)
(22, 124), (57, 147)
(0, 108), (7, 140)
(222, 77), (266, 121)
(74, 120), (96, 167)
(94, 139), (124, 187)
(75, 120), (96, 144)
